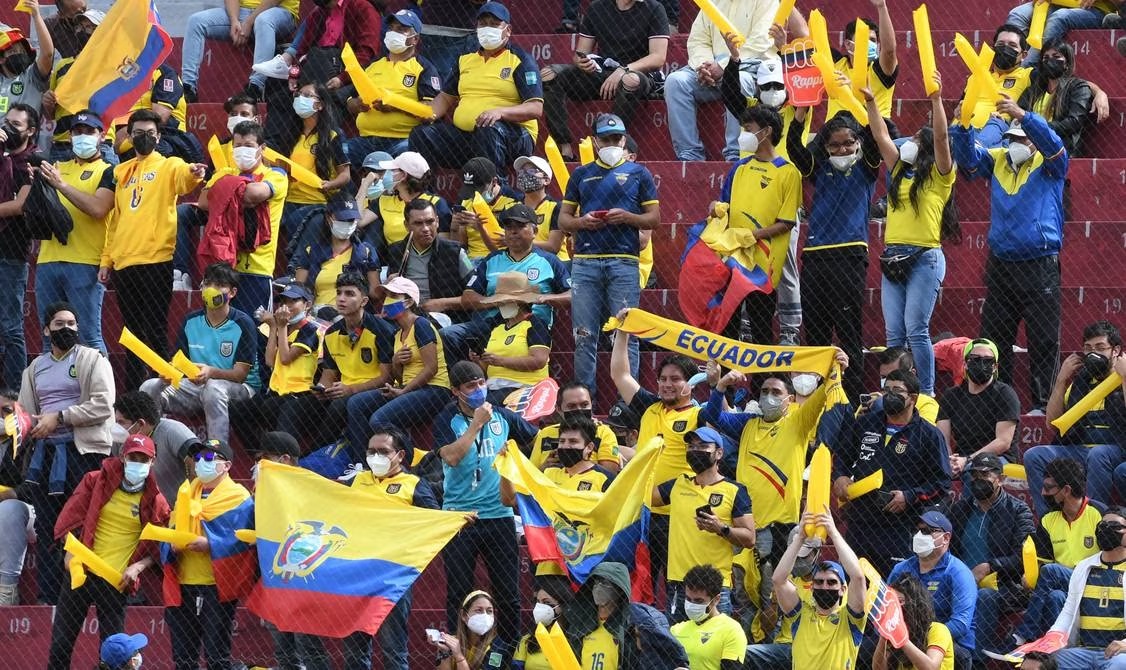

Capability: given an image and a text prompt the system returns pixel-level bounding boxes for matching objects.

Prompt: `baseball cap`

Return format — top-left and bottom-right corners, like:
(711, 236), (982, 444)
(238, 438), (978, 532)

(592, 113), (626, 137)
(514, 155), (552, 180)
(449, 360), (486, 387)
(278, 283), (313, 302)
(361, 150), (393, 172)
(757, 58), (785, 87)
(71, 110), (104, 131)
(100, 633), (148, 667)
(388, 8), (423, 34)
(1003, 120), (1027, 139)
(797, 535), (823, 558)
(499, 203), (538, 226)
(328, 195), (360, 221)
(383, 276), (420, 305)
(258, 431), (300, 459)
(969, 453), (1004, 473)
(685, 427), (724, 447)
(918, 510), (952, 534)
(604, 401), (641, 431)
(192, 438), (234, 462)
(816, 559), (849, 585)
(121, 434), (156, 458)
(378, 150), (430, 179)
(458, 157), (498, 201)
(79, 9), (106, 26)
(476, 1), (511, 23)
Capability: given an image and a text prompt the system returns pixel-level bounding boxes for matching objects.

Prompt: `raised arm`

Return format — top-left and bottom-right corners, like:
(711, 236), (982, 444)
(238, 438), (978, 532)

(862, 87), (900, 167)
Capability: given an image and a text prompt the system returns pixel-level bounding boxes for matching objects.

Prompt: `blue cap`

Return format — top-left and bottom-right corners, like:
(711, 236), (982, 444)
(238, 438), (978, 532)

(100, 633), (148, 666)
(685, 427), (724, 447)
(278, 283), (312, 302)
(918, 510), (952, 534)
(388, 9), (423, 34)
(816, 560), (849, 585)
(362, 150), (393, 171)
(476, 1), (510, 23)
(592, 112), (626, 137)
(328, 195), (360, 221)
(72, 110), (104, 131)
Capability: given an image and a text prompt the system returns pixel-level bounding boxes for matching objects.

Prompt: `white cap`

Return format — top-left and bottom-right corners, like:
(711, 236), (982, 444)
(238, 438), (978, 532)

(378, 151), (430, 179)
(513, 155), (552, 180)
(757, 58), (785, 87)
(1003, 120), (1027, 138)
(80, 9), (106, 25)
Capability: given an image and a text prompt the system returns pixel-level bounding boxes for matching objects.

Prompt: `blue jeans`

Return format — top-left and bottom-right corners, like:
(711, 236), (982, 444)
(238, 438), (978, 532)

(1006, 3), (1106, 63)
(1054, 648), (1126, 670)
(1015, 562), (1070, 641)
(881, 246), (945, 394)
(345, 385), (451, 461)
(0, 259), (27, 389)
(570, 257), (640, 398)
(0, 498), (30, 587)
(182, 6), (296, 88)
(664, 64), (755, 161)
(174, 203), (207, 279)
(745, 643), (791, 669)
(409, 120), (533, 170)
(1023, 443), (1126, 516)
(35, 262), (106, 353)
(974, 586), (1026, 659)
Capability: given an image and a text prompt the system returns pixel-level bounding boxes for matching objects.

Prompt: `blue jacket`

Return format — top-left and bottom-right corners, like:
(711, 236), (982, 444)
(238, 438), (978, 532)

(888, 551), (978, 649)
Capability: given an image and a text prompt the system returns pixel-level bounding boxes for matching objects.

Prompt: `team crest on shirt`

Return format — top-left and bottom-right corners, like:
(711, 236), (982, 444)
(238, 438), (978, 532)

(68, 365), (77, 378)
(220, 341), (234, 357)
(80, 170), (92, 180)
(9, 81), (22, 96)
(526, 268), (540, 281)
(386, 483), (401, 494)
(402, 74), (417, 87)
(672, 420), (687, 432)
(577, 481), (592, 491)
(504, 335), (515, 346)
(894, 440), (907, 454)
(615, 172), (629, 185)
(499, 67), (512, 80)
(760, 176), (772, 189)
(489, 419), (503, 436)
(709, 493), (724, 507)
(361, 347), (373, 364)
(130, 503), (140, 517)
(1085, 536), (1094, 548)
(700, 632), (712, 644)
(163, 77), (174, 92)
(1003, 78), (1016, 89)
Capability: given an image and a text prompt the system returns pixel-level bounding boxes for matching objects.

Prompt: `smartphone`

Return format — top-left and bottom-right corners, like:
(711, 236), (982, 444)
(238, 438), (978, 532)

(540, 437), (560, 453)
(859, 393), (876, 406)
(426, 628), (442, 644)
(588, 210), (609, 219)
(695, 504), (712, 518)
(312, 383), (326, 393)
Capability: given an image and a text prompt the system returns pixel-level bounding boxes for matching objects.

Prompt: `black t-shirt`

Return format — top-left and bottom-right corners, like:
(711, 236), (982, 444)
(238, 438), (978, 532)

(937, 381), (1021, 459)
(579, 0), (669, 66)
(0, 148), (35, 261)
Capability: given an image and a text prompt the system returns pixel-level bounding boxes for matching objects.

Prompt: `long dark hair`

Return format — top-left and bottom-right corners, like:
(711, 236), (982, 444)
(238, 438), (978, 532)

(1024, 39), (1079, 123)
(890, 574), (937, 668)
(526, 575), (575, 655)
(275, 81), (338, 181)
(888, 126), (960, 243)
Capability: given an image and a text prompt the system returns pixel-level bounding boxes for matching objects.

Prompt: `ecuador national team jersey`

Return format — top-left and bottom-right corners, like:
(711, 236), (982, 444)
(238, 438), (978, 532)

(206, 163), (289, 277)
(1076, 559), (1126, 649)
(512, 635), (551, 670)
(285, 131), (347, 204)
(483, 315), (551, 387)
(532, 196), (568, 262)
(445, 46), (543, 140)
(1042, 499), (1102, 568)
(395, 317), (449, 388)
(93, 488), (143, 573)
(356, 56), (440, 138)
(322, 312), (395, 386)
(969, 67), (1033, 122)
(350, 469), (438, 509)
(268, 319), (321, 395)
(530, 421), (621, 468)
(656, 474), (752, 585)
(175, 308), (261, 389)
(458, 185), (522, 260)
(371, 191), (450, 250)
(38, 158), (114, 266)
(537, 464), (616, 576)
(732, 402), (822, 527)
(630, 388), (700, 513)
(129, 65), (188, 131)
(719, 154), (802, 287)
(829, 56), (897, 120)
(789, 601), (866, 669)
(894, 622), (953, 670)
(564, 160), (659, 258)
(671, 613), (747, 670)
(314, 250), (352, 305)
(580, 623), (619, 670)
(468, 247), (571, 325)
(103, 152), (201, 270)
(884, 163), (956, 248)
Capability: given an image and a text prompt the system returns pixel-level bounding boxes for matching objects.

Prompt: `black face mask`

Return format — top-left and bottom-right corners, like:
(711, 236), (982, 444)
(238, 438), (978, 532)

(49, 327), (79, 351)
(562, 408), (593, 421)
(685, 450), (716, 474)
(1095, 521), (1125, 551)
(1084, 352), (1111, 378)
(969, 478), (996, 501)
(556, 448), (586, 468)
(992, 44), (1020, 71)
(965, 359), (995, 385)
(883, 392), (907, 416)
(1, 121), (23, 151)
(3, 52), (32, 76)
(1040, 58), (1067, 81)
(811, 588), (841, 610)
(132, 133), (157, 156)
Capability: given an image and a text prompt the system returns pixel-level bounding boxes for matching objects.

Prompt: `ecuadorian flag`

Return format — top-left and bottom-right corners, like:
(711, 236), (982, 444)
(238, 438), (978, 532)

(496, 439), (662, 585)
(247, 460), (469, 638)
(53, 0), (172, 120)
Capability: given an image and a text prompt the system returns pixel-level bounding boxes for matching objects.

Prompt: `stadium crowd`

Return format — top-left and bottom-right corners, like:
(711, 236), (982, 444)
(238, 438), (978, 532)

(0, 0), (1124, 668)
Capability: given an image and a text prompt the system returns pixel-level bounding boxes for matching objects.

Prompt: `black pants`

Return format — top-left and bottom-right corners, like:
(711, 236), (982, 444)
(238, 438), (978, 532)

(979, 254), (1061, 408)
(115, 261), (174, 390)
(649, 512), (671, 600)
(544, 65), (654, 145)
(48, 574), (126, 669)
(443, 517), (520, 650)
(843, 509), (913, 578)
(722, 290), (776, 345)
(281, 394), (349, 448)
(802, 247), (868, 400)
(166, 584), (238, 670)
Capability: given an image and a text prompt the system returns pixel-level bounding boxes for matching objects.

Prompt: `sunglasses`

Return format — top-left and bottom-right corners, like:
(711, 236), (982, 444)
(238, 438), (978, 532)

(193, 450), (223, 462)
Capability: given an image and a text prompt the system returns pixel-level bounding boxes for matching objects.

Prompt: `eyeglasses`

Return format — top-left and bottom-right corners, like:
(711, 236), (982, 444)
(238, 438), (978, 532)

(131, 130), (158, 139)
(1083, 344), (1113, 353)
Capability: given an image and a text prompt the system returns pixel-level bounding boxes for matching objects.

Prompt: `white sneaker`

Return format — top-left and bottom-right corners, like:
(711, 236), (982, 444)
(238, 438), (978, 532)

(253, 55), (291, 80)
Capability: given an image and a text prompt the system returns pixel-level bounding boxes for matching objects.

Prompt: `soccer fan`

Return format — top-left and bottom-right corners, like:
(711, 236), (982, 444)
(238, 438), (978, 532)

(937, 339), (1021, 477)
(560, 114), (660, 391)
(291, 196), (381, 317)
(774, 508), (867, 669)
(0, 389), (30, 606)
(34, 110), (114, 354)
(710, 104), (801, 344)
(864, 74), (955, 397)
(604, 401), (641, 463)
(409, 2), (543, 170)
(743, 529), (823, 669)
(100, 109), (206, 390)
(113, 391), (198, 504)
(830, 1), (898, 122)
(97, 633), (149, 670)
(873, 574), (955, 670)
(865, 347), (941, 424)
(1019, 41), (1108, 157)
(652, 427), (755, 619)
(0, 0), (54, 112)
(21, 302), (115, 603)
(0, 102), (39, 388)
(961, 25), (1035, 149)
(472, 272), (553, 403)
(140, 263), (260, 446)
(42, 0), (89, 59)
(1007, 0), (1117, 64)
(346, 10), (439, 161)
(512, 155), (567, 259)
(48, 434), (169, 669)
(362, 151), (453, 263)
(529, 381), (621, 472)
(670, 564), (748, 670)
(451, 156), (522, 261)
(434, 590), (507, 670)
(386, 199), (475, 322)
(953, 98), (1068, 413)
(541, 0), (668, 161)
(434, 361), (540, 657)
(512, 576), (575, 668)
(113, 65), (203, 165)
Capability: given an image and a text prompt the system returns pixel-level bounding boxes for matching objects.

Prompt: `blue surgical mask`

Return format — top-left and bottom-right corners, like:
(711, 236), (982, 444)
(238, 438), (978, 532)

(367, 172), (395, 199)
(71, 134), (99, 160)
(464, 385), (487, 409)
(195, 459), (221, 483)
(293, 95), (318, 119)
(123, 461), (150, 486)
(383, 300), (408, 319)
(867, 41), (879, 61)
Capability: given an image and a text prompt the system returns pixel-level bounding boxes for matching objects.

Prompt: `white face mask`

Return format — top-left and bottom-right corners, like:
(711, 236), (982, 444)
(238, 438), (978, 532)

(759, 89), (786, 109)
(792, 373), (819, 396)
(738, 129), (760, 154)
(899, 140), (919, 165)
(1007, 142), (1033, 167)
(912, 531), (937, 557)
(532, 602), (556, 625)
(466, 612), (494, 636)
(759, 394), (785, 421)
(829, 152), (860, 172)
(287, 310), (306, 325)
(227, 115), (248, 135)
(683, 599), (710, 623)
(331, 220), (357, 240)
(597, 145), (625, 166)
(232, 146), (259, 171)
(384, 30), (411, 54)
(477, 26), (505, 50)
(498, 303), (520, 319)
(132, 653), (143, 669)
(367, 453), (392, 477)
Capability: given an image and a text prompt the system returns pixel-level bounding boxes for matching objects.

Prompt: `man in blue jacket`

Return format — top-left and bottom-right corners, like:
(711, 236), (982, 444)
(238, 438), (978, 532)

(952, 100), (1068, 412)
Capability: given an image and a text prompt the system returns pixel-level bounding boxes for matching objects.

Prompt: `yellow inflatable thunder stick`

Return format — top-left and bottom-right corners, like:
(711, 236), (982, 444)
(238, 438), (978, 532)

(119, 327), (183, 388)
(64, 533), (124, 591)
(1052, 372), (1123, 435)
(912, 4), (939, 96)
(534, 623), (581, 670)
(471, 191), (504, 247)
(171, 351), (202, 379)
(693, 0), (746, 48)
(846, 469), (884, 501)
(850, 18), (870, 97)
(263, 148), (323, 189)
(544, 136), (570, 194)
(808, 10), (869, 125)
(804, 445), (831, 540)
(578, 137), (595, 165)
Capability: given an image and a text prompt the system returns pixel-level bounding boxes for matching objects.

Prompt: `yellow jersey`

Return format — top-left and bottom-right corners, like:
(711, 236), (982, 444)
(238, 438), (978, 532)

(1041, 499), (1102, 568)
(532, 196), (568, 262)
(205, 164), (289, 277)
(720, 154), (802, 289)
(970, 67), (1033, 122)
(484, 315), (551, 387)
(92, 489), (143, 574)
(314, 248), (352, 305)
(580, 623), (619, 670)
(129, 65), (188, 132)
(537, 464), (615, 577)
(512, 635), (552, 670)
(285, 131), (347, 205)
(734, 401), (823, 528)
(268, 319), (321, 395)
(530, 421), (621, 469)
(356, 57), (440, 138)
(789, 601), (866, 669)
(322, 312), (395, 386)
(884, 163), (956, 248)
(655, 475), (752, 585)
(396, 316), (449, 388)
(38, 158), (114, 265)
(829, 57), (896, 120)
(774, 575), (814, 644)
(103, 153), (201, 270)
(894, 622), (953, 670)
(446, 46), (543, 141)
(671, 613), (747, 670)
(632, 388), (701, 514)
(459, 188), (521, 261)
(350, 470), (438, 509)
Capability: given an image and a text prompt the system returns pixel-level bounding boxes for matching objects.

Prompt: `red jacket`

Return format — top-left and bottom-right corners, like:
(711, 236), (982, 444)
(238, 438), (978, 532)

(295, 0), (381, 84)
(54, 457), (171, 571)
(197, 174), (272, 270)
